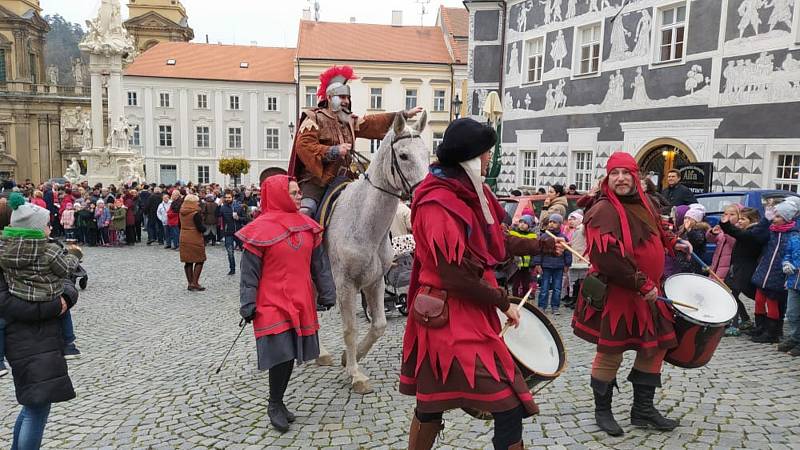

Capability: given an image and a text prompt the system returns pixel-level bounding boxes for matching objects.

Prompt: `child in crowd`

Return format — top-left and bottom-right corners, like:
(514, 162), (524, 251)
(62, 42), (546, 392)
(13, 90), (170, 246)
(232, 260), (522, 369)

(747, 198), (800, 343)
(84, 203), (98, 247)
(508, 215), (537, 297)
(60, 202), (76, 242)
(780, 218), (800, 356)
(707, 204), (741, 335)
(0, 193), (79, 303)
(111, 200), (126, 246)
(679, 203), (709, 274)
(532, 213), (572, 315)
(95, 200), (111, 247)
(720, 208), (764, 335)
(563, 210), (587, 308)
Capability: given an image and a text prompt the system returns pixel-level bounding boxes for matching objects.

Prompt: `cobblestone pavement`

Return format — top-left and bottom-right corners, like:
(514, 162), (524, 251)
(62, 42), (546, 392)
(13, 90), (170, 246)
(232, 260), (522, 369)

(2, 244), (799, 449)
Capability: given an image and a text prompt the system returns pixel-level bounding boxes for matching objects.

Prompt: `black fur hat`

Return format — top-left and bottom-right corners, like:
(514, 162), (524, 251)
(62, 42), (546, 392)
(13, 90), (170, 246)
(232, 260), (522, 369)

(435, 118), (497, 166)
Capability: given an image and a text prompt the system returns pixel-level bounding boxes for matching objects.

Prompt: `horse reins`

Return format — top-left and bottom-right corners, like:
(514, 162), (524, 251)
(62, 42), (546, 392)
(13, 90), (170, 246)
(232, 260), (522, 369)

(353, 132), (422, 201)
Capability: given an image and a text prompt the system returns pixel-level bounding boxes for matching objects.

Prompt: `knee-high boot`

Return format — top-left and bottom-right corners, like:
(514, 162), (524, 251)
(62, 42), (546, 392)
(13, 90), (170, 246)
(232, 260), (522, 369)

(627, 369), (679, 431)
(591, 377), (623, 436)
(407, 415), (443, 450)
(192, 263), (205, 291)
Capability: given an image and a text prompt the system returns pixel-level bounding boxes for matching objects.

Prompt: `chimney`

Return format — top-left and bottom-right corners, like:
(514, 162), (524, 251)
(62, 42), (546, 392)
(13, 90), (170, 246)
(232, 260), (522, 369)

(391, 10), (402, 26)
(302, 8), (311, 20)
(350, 16), (356, 23)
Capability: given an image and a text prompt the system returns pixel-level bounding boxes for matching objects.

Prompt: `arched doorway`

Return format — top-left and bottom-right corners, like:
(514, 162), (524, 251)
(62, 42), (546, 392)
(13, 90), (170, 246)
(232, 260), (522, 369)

(636, 138), (696, 189)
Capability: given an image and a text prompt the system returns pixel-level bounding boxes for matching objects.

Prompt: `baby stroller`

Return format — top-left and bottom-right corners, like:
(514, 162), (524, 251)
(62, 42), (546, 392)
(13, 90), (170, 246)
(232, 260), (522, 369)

(362, 235), (414, 322)
(51, 239), (89, 290)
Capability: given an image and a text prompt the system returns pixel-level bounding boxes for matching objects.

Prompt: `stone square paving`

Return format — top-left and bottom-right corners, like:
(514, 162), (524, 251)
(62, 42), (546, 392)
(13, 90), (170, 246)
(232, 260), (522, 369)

(1, 244), (799, 449)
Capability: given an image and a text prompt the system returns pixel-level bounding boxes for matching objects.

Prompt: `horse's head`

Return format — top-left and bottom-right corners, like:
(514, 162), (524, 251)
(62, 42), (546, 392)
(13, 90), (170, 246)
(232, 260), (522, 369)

(369, 111), (429, 200)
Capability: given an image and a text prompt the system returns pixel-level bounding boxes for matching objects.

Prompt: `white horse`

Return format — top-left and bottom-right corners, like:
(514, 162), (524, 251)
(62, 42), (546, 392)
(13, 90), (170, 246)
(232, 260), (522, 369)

(317, 111), (429, 394)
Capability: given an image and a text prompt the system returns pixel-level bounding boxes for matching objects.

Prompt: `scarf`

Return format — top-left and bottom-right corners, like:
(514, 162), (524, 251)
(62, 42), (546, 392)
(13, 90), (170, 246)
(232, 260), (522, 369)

(770, 221), (796, 233)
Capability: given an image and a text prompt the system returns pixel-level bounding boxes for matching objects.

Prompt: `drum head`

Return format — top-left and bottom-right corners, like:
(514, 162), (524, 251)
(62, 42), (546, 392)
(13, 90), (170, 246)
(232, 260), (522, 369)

(496, 304), (564, 376)
(663, 273), (738, 325)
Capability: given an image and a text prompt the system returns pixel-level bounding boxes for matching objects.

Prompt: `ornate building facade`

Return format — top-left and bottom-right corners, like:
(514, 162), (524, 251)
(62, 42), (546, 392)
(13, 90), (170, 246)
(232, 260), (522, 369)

(466, 0), (800, 193)
(0, 0), (89, 183)
(124, 0), (193, 54)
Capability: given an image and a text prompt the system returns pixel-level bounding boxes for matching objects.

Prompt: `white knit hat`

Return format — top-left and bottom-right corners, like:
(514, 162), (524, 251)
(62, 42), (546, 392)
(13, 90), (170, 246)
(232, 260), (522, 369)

(8, 193), (50, 231)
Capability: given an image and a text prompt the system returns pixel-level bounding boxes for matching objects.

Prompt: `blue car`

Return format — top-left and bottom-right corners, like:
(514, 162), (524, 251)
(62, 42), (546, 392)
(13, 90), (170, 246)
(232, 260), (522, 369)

(694, 190), (799, 263)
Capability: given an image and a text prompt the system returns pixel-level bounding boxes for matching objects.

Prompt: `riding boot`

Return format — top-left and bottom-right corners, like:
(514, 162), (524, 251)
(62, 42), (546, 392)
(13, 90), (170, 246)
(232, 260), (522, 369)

(407, 415), (443, 450)
(591, 377), (624, 436)
(267, 400), (289, 433)
(192, 263), (206, 291)
(311, 245), (336, 308)
(751, 318), (780, 343)
(184, 264), (195, 290)
(627, 369), (679, 431)
(745, 314), (765, 336)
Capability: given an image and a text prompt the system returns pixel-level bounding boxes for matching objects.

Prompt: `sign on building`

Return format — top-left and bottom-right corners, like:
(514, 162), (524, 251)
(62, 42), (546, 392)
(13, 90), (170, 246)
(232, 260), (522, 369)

(677, 162), (714, 194)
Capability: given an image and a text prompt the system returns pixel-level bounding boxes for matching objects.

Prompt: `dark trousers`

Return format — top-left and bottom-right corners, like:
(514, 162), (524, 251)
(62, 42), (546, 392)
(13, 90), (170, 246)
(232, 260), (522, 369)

(125, 225), (136, 245)
(147, 218), (164, 244)
(224, 235), (236, 271)
(416, 405), (524, 450)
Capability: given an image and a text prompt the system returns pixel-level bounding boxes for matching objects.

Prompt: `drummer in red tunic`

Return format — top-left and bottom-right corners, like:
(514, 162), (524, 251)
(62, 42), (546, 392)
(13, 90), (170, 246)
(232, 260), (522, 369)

(572, 152), (692, 436)
(399, 118), (563, 450)
(237, 175), (323, 433)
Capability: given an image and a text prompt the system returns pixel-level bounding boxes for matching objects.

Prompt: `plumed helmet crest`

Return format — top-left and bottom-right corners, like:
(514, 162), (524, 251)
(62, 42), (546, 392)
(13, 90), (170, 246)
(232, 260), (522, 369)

(317, 65), (357, 100)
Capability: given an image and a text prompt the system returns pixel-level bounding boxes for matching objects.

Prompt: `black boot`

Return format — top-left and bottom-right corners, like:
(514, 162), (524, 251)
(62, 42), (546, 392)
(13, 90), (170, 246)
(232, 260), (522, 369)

(591, 377), (624, 436)
(745, 314), (765, 336)
(268, 401), (289, 433)
(628, 369), (679, 431)
(751, 318), (780, 343)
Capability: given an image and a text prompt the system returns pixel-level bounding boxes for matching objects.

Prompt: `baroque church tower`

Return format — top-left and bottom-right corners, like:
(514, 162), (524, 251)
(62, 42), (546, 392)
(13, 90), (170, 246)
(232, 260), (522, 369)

(124, 0), (193, 53)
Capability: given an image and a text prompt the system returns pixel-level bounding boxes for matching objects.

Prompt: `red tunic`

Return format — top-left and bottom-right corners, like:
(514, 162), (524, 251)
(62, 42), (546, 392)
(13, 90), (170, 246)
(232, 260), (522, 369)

(572, 197), (679, 355)
(236, 176), (323, 339)
(399, 166), (543, 415)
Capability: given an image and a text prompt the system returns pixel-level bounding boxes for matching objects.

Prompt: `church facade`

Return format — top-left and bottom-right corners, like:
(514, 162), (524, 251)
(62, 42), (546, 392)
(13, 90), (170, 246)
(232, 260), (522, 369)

(124, 0), (193, 54)
(465, 0), (800, 193)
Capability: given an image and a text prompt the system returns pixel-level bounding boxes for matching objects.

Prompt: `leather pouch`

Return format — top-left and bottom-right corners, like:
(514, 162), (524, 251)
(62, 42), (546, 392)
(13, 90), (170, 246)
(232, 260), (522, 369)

(413, 286), (449, 328)
(581, 273), (608, 311)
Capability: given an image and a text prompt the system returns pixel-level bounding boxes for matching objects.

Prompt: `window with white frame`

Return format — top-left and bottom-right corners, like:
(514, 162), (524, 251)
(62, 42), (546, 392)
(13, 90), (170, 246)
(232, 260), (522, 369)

(129, 124), (140, 146)
(370, 139), (381, 153)
(266, 96), (278, 112)
(657, 4), (686, 63)
(775, 154), (800, 192)
(433, 90), (446, 111)
(432, 132), (444, 153)
(197, 165), (210, 184)
(159, 92), (171, 108)
(573, 151), (593, 192)
(196, 126), (210, 148)
(228, 127), (242, 148)
(158, 125), (173, 147)
(525, 37), (544, 84)
(229, 95), (241, 110)
(196, 93), (208, 109)
(127, 91), (138, 106)
(405, 89), (418, 110)
(265, 127), (279, 150)
(521, 150), (538, 187)
(576, 23), (602, 76)
(370, 88), (383, 109)
(305, 86), (317, 108)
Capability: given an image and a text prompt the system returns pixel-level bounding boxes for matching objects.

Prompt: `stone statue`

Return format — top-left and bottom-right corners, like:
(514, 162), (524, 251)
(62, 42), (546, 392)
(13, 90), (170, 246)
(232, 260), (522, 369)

(72, 58), (84, 85)
(47, 65), (59, 85)
(80, 0), (135, 56)
(64, 158), (84, 184)
(109, 116), (130, 150)
(0, 132), (5, 153)
(80, 116), (92, 150)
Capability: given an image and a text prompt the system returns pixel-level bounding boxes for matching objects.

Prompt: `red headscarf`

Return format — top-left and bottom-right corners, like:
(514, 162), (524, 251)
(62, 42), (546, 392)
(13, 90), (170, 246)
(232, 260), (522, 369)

(235, 175), (322, 248)
(600, 152), (656, 256)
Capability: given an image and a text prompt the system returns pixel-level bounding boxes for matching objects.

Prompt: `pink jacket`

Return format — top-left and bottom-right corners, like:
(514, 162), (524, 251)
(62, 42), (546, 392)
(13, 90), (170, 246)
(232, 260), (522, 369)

(60, 209), (75, 229)
(706, 228), (736, 280)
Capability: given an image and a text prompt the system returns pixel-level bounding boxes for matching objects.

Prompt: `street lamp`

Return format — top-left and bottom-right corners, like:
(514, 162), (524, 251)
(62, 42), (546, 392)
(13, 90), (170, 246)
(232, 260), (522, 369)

(288, 122), (295, 140)
(452, 94), (462, 120)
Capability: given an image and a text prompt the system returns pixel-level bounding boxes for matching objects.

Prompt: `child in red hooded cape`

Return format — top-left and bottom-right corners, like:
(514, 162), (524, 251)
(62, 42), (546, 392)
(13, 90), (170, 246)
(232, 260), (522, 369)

(237, 175), (323, 433)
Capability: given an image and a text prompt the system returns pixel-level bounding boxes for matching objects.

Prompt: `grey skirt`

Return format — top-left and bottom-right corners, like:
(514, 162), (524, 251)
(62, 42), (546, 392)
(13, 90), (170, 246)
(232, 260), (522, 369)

(256, 330), (320, 371)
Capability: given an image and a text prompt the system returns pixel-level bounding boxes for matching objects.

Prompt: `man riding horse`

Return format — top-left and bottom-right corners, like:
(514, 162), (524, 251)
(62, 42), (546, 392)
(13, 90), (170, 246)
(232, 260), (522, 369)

(288, 65), (423, 308)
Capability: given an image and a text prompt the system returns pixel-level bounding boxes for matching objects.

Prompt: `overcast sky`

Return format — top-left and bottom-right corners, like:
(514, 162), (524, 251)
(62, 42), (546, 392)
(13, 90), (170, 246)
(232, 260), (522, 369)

(40, 0), (467, 47)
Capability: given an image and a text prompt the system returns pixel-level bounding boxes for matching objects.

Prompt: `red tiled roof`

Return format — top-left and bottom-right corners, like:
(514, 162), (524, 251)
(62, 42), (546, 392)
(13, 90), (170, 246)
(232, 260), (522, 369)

(124, 42), (296, 83)
(296, 20), (453, 64)
(440, 6), (469, 64)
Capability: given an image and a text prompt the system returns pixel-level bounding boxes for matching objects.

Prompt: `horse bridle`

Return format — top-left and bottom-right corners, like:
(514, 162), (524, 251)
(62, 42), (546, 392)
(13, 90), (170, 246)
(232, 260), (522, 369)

(354, 131), (422, 201)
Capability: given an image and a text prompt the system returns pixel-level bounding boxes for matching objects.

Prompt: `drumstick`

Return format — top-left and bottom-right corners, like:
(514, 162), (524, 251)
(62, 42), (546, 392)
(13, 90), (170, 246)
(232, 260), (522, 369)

(689, 251), (732, 293)
(500, 287), (533, 338)
(657, 296), (699, 311)
(544, 230), (591, 265)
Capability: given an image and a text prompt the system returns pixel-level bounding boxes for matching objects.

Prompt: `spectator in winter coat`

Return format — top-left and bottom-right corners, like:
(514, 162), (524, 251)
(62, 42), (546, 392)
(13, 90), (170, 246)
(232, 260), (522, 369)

(60, 204), (76, 242)
(508, 215), (537, 297)
(217, 191), (240, 275)
(539, 184), (568, 226)
(94, 200), (111, 246)
(123, 191), (137, 246)
(662, 169), (697, 207)
(780, 225), (800, 356)
(532, 213), (572, 314)
(166, 191), (182, 250)
(144, 187), (164, 245)
(721, 208), (763, 333)
(31, 190), (47, 209)
(749, 198), (800, 343)
(156, 194), (171, 249)
(564, 210), (588, 308)
(201, 195), (219, 246)
(707, 205), (741, 282)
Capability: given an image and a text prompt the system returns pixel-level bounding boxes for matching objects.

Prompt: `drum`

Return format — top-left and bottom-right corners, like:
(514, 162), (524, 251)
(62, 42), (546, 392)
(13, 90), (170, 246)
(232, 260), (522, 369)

(464, 303), (567, 420)
(663, 273), (738, 369)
